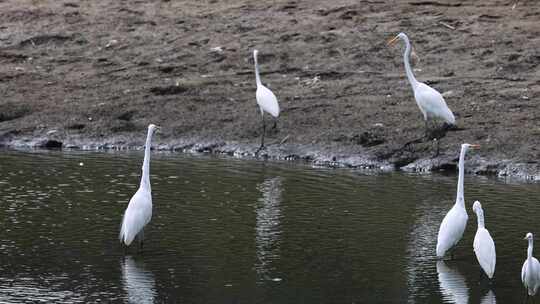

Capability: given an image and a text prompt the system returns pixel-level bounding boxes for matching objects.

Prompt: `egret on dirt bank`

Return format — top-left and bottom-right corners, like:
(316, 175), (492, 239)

(387, 32), (455, 137)
(253, 49), (280, 154)
(472, 201), (496, 279)
(119, 124), (159, 250)
(522, 233), (540, 297)
(436, 143), (479, 259)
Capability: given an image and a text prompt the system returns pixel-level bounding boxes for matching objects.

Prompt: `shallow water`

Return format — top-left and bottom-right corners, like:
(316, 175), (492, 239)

(0, 150), (539, 303)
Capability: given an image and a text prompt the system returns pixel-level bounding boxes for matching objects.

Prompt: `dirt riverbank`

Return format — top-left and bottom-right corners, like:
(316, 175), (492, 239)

(0, 0), (539, 180)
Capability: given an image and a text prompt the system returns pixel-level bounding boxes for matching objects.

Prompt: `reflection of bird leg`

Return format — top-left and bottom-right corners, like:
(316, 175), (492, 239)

(255, 114), (266, 156)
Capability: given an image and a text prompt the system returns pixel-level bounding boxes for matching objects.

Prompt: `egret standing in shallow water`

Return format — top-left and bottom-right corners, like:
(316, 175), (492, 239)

(253, 49), (280, 154)
(436, 143), (479, 259)
(522, 233), (540, 297)
(472, 201), (496, 279)
(120, 124), (159, 250)
(387, 32), (455, 137)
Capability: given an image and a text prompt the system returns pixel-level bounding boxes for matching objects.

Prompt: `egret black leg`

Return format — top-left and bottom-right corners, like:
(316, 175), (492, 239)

(478, 269), (483, 284)
(272, 118), (277, 130)
(522, 289), (529, 304)
(433, 138), (440, 158)
(424, 119), (430, 140)
(255, 115), (266, 155)
(139, 229), (144, 252)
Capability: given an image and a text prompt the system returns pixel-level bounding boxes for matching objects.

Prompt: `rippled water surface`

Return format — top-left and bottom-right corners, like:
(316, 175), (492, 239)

(0, 150), (539, 303)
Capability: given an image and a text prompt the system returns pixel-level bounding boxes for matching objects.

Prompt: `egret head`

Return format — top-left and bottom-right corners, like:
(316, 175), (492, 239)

(472, 201), (482, 213)
(387, 32), (407, 46)
(461, 143), (480, 152)
(525, 232), (534, 241)
(253, 49), (259, 57)
(148, 124), (160, 133)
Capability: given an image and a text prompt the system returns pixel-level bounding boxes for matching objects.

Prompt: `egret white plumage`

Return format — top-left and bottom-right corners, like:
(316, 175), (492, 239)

(253, 49), (280, 154)
(522, 233), (540, 296)
(436, 143), (479, 258)
(472, 201), (496, 279)
(119, 124), (159, 249)
(387, 33), (456, 137)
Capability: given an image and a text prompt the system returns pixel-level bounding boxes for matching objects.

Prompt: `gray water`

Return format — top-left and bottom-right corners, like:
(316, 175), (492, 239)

(0, 150), (539, 303)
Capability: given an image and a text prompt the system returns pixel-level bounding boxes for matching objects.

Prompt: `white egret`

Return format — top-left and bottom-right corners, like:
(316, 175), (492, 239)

(387, 33), (455, 137)
(119, 124), (159, 249)
(522, 232), (540, 296)
(253, 49), (280, 154)
(436, 143), (479, 258)
(472, 201), (496, 279)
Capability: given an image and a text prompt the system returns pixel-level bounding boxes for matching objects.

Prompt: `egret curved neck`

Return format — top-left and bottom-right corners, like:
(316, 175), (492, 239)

(254, 53), (262, 87)
(140, 129), (153, 190)
(528, 239), (534, 260)
(456, 147), (466, 208)
(475, 210), (485, 228)
(402, 36), (419, 90)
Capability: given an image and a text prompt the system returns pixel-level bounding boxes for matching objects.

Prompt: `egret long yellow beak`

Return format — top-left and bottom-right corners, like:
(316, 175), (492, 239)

(387, 36), (399, 46)
(524, 236), (529, 240)
(470, 144), (480, 149)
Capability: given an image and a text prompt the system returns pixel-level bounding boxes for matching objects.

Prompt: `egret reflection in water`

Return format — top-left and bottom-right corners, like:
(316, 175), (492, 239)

(255, 177), (283, 281)
(437, 260), (469, 304)
(1, 151), (539, 303)
(480, 290), (496, 304)
(121, 256), (156, 304)
(406, 191), (449, 301)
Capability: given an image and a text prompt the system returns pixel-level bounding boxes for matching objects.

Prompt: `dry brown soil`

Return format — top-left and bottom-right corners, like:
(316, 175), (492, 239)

(0, 0), (539, 178)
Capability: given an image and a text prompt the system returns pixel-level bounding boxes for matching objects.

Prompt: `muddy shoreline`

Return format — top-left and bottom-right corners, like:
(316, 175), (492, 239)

(0, 0), (539, 181)
(1, 135), (538, 181)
